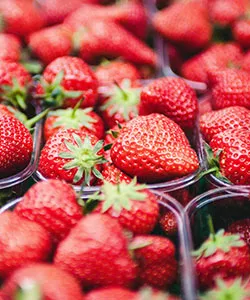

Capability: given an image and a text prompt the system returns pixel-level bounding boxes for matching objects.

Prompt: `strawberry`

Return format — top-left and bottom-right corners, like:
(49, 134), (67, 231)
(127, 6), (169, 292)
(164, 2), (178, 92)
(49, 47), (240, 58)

(228, 219), (250, 247)
(0, 114), (33, 178)
(0, 1), (45, 38)
(93, 179), (159, 234)
(36, 56), (98, 109)
(0, 60), (31, 110)
(44, 103), (104, 141)
(54, 213), (137, 288)
(15, 180), (83, 243)
(233, 17), (250, 49)
(0, 212), (51, 278)
(0, 33), (21, 62)
(153, 1), (212, 51)
(139, 77), (198, 129)
(130, 235), (177, 289)
(193, 228), (250, 289)
(181, 43), (243, 83)
(95, 60), (141, 87)
(135, 288), (180, 300)
(200, 106), (250, 142)
(1, 263), (84, 300)
(211, 69), (250, 110)
(28, 25), (72, 65)
(110, 114), (199, 183)
(96, 163), (132, 185)
(160, 211), (178, 236)
(38, 128), (106, 186)
(0, 103), (15, 118)
(78, 20), (157, 66)
(208, 128), (250, 185)
(85, 287), (137, 300)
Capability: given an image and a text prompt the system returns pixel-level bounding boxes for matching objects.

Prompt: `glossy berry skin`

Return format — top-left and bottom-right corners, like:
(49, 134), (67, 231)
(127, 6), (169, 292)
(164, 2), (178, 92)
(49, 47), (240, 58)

(233, 19), (250, 49)
(160, 211), (178, 236)
(0, 33), (21, 62)
(200, 106), (250, 142)
(54, 213), (137, 288)
(85, 287), (137, 300)
(15, 180), (82, 243)
(228, 219), (250, 247)
(1, 264), (83, 300)
(111, 114), (199, 183)
(0, 212), (51, 279)
(153, 1), (211, 51)
(79, 20), (157, 66)
(0, 115), (33, 178)
(211, 69), (250, 110)
(40, 56), (98, 108)
(96, 163), (132, 185)
(28, 25), (72, 65)
(140, 77), (198, 129)
(210, 128), (250, 185)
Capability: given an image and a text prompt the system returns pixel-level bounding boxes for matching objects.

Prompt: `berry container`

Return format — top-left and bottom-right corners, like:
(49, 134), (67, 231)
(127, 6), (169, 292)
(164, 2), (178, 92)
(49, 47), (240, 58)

(0, 190), (197, 300)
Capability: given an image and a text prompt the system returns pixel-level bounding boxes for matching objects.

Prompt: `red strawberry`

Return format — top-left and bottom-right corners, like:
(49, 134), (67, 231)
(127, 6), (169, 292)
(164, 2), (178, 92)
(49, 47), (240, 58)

(160, 211), (178, 236)
(153, 1), (212, 51)
(233, 17), (250, 49)
(0, 61), (32, 110)
(200, 106), (250, 142)
(0, 33), (21, 62)
(0, 1), (45, 37)
(228, 219), (250, 247)
(1, 263), (83, 300)
(0, 104), (15, 118)
(110, 114), (199, 183)
(54, 213), (137, 288)
(0, 212), (51, 278)
(181, 43), (243, 83)
(78, 20), (157, 66)
(85, 287), (137, 300)
(211, 69), (250, 110)
(139, 77), (198, 129)
(15, 180), (83, 243)
(36, 56), (98, 109)
(193, 228), (250, 289)
(44, 105), (104, 141)
(38, 128), (106, 186)
(95, 61), (141, 87)
(96, 163), (132, 185)
(0, 114), (33, 178)
(130, 235), (177, 289)
(208, 128), (250, 185)
(93, 179), (159, 234)
(28, 25), (72, 65)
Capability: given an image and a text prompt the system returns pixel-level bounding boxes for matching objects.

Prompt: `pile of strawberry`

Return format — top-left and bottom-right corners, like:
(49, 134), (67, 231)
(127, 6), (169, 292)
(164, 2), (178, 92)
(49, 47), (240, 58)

(0, 179), (180, 299)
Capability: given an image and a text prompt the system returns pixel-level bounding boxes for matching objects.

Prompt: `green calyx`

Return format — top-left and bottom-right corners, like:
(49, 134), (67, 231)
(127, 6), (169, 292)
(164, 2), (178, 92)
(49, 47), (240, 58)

(100, 79), (141, 120)
(200, 278), (250, 300)
(0, 78), (29, 110)
(35, 71), (82, 108)
(15, 280), (42, 300)
(59, 133), (107, 185)
(137, 287), (170, 300)
(192, 229), (245, 259)
(94, 178), (147, 214)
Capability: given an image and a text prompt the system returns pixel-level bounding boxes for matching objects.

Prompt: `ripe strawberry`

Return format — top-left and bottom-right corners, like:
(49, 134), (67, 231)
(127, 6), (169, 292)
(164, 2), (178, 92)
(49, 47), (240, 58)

(38, 128), (106, 186)
(110, 114), (199, 183)
(95, 61), (141, 87)
(93, 179), (159, 234)
(153, 1), (212, 51)
(0, 60), (32, 110)
(160, 211), (178, 236)
(200, 106), (250, 142)
(1, 263), (83, 300)
(36, 56), (98, 109)
(139, 77), (198, 129)
(233, 17), (250, 49)
(193, 229), (250, 289)
(44, 105), (104, 141)
(0, 1), (45, 37)
(79, 20), (157, 66)
(0, 212), (51, 278)
(208, 128), (250, 185)
(28, 25), (72, 65)
(54, 213), (137, 288)
(15, 180), (83, 243)
(96, 163), (132, 185)
(0, 104), (15, 118)
(181, 43), (243, 83)
(211, 69), (250, 110)
(85, 287), (137, 300)
(0, 33), (21, 62)
(130, 235), (177, 289)
(228, 219), (250, 247)
(0, 114), (33, 178)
